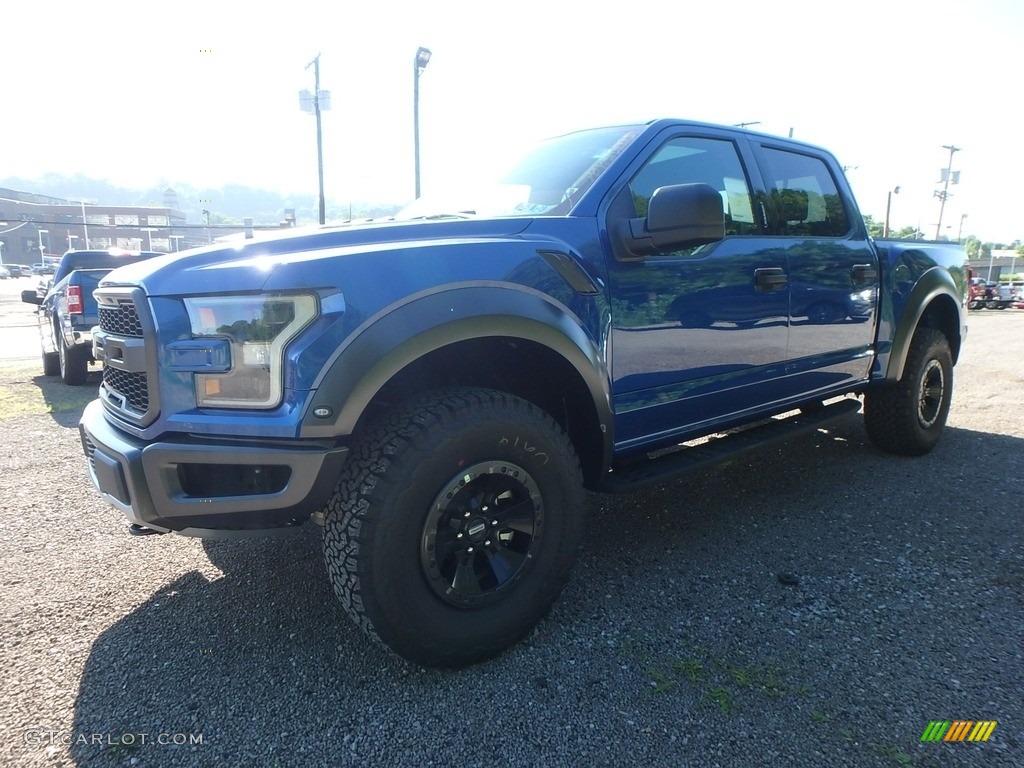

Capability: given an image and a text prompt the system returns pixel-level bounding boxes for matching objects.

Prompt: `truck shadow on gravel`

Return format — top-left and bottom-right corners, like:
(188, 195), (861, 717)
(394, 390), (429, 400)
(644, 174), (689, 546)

(35, 371), (102, 428)
(69, 416), (1023, 766)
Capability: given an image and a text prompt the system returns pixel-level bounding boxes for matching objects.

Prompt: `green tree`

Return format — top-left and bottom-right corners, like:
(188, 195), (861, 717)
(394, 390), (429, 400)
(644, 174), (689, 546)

(862, 214), (885, 239)
(893, 225), (921, 240)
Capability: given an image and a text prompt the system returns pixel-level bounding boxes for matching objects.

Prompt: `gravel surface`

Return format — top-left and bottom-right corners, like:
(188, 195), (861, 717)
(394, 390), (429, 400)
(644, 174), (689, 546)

(1, 277), (1021, 767)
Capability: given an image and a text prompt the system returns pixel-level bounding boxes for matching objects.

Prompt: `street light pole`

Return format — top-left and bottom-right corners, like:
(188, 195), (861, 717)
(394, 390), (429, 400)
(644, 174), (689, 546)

(934, 144), (960, 240)
(38, 229), (48, 256)
(957, 213), (968, 245)
(77, 200), (90, 249)
(883, 186), (900, 238)
(413, 46), (432, 199)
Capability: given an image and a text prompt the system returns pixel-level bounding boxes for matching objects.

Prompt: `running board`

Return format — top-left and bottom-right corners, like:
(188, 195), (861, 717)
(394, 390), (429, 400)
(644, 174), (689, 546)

(602, 398), (862, 494)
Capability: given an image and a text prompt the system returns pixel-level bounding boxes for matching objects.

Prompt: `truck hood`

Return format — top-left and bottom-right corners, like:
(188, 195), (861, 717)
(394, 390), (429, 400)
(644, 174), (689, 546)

(99, 218), (534, 297)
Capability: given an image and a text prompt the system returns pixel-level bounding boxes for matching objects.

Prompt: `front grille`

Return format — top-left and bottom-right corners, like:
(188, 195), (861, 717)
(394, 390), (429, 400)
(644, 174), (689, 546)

(96, 289), (157, 426)
(104, 368), (150, 413)
(99, 300), (143, 337)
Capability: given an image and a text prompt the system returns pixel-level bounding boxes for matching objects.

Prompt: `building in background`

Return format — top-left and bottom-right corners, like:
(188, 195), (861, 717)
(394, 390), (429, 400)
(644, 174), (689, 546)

(0, 188), (294, 267)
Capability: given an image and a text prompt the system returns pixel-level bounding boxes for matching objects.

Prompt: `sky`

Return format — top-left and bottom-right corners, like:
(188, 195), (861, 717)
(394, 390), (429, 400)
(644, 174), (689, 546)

(3, 0), (1021, 243)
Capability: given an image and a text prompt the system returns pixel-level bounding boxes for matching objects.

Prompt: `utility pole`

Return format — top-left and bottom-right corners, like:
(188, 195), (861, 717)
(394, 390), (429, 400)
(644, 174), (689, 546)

(934, 144), (960, 240)
(305, 54), (327, 225)
(298, 55), (331, 226)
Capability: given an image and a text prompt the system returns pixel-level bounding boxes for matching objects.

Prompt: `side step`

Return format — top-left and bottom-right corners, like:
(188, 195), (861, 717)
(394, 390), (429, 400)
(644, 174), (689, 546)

(603, 397), (862, 494)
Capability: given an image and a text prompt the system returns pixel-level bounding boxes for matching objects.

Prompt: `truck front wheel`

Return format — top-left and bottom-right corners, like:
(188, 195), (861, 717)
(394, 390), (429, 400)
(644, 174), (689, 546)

(322, 388), (584, 667)
(863, 327), (952, 456)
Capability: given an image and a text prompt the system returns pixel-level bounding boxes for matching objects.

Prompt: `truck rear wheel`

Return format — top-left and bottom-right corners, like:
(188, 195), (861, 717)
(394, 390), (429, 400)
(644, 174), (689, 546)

(58, 334), (89, 386)
(42, 348), (60, 377)
(863, 327), (952, 456)
(322, 388), (584, 667)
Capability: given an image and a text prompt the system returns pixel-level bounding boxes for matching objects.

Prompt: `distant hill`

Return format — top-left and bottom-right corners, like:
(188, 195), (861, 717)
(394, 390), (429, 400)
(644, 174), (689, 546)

(0, 174), (401, 226)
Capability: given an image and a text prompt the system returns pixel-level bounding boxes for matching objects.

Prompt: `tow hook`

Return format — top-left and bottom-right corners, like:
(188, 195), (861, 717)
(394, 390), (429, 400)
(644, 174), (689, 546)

(128, 523), (165, 536)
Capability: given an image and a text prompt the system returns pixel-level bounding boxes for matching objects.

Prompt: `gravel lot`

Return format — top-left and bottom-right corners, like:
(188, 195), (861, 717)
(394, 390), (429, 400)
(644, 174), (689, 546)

(1, 277), (1021, 768)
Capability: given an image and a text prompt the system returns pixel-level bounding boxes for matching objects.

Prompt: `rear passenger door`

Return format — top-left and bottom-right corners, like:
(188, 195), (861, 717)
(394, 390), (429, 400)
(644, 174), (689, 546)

(754, 144), (879, 393)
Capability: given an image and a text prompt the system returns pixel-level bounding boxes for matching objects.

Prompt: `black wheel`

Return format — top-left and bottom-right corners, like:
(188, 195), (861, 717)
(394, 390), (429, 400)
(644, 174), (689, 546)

(806, 302), (845, 324)
(863, 327), (952, 456)
(42, 348), (60, 377)
(322, 388), (584, 667)
(967, 299), (982, 310)
(58, 335), (89, 385)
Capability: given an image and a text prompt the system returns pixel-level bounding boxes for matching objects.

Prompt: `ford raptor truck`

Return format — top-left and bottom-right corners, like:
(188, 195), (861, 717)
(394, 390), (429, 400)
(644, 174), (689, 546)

(79, 120), (967, 667)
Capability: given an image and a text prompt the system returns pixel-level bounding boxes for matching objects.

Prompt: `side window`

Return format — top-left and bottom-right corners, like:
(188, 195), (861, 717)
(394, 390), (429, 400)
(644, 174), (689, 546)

(628, 137), (759, 237)
(760, 147), (850, 237)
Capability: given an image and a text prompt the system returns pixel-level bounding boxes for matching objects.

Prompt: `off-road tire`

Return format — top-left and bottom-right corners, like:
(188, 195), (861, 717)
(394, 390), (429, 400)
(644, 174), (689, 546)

(42, 348), (60, 377)
(863, 327), (952, 456)
(58, 334), (89, 385)
(322, 387), (584, 667)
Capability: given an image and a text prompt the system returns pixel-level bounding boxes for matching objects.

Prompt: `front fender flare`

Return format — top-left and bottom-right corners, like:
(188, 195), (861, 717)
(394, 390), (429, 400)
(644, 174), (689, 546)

(300, 283), (613, 463)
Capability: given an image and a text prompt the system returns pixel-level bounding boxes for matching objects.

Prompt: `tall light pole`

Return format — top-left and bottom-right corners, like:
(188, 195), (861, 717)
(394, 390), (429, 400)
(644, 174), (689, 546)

(38, 229), (48, 256)
(934, 144), (960, 240)
(957, 213), (968, 245)
(141, 227), (158, 251)
(883, 186), (900, 238)
(413, 46), (432, 199)
(170, 235), (183, 252)
(300, 53), (330, 225)
(70, 199), (91, 249)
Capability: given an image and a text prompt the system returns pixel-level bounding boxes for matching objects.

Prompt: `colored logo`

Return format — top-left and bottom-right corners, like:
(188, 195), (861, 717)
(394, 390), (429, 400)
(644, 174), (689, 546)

(921, 721), (997, 742)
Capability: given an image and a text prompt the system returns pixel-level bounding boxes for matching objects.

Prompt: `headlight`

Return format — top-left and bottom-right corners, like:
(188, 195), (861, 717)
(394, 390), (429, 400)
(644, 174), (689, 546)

(184, 294), (318, 408)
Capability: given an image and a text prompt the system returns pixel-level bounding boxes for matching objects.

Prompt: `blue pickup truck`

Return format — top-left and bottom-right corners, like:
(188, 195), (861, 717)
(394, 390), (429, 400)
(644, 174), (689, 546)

(79, 120), (967, 666)
(22, 249), (160, 384)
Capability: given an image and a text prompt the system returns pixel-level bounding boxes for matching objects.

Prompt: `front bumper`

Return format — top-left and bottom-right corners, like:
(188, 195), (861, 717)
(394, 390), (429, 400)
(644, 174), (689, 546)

(79, 400), (348, 538)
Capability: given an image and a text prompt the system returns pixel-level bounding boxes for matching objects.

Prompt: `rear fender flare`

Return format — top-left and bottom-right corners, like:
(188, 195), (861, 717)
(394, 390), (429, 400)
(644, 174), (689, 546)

(885, 266), (963, 381)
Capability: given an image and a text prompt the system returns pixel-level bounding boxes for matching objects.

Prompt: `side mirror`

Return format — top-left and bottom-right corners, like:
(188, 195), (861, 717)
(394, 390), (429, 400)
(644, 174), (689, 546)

(616, 182), (725, 260)
(21, 289), (43, 306)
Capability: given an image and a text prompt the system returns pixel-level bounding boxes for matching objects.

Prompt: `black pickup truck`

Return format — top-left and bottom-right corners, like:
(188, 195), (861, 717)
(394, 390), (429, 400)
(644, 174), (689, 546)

(81, 120), (967, 666)
(22, 249), (160, 384)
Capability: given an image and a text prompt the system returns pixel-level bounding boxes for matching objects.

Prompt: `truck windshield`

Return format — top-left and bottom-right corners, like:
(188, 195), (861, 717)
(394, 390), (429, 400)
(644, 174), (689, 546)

(395, 124), (642, 220)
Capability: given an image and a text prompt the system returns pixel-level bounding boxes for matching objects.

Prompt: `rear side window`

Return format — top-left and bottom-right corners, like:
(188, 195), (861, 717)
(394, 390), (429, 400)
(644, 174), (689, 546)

(760, 147), (850, 237)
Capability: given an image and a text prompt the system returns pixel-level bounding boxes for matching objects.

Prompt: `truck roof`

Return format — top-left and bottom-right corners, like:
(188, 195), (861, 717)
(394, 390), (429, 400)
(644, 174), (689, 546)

(52, 249), (162, 284)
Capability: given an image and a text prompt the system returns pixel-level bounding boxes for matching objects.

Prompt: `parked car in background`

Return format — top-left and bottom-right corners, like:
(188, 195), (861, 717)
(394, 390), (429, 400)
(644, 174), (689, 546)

(0, 266), (10, 279)
(22, 249), (162, 384)
(967, 277), (1013, 310)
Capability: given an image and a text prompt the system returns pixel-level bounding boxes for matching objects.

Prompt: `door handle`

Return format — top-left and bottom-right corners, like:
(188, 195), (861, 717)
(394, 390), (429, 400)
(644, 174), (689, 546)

(852, 263), (877, 285)
(754, 267), (788, 292)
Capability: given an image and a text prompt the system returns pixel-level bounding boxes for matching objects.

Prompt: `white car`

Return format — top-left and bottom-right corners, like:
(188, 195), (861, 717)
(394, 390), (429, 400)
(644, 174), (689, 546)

(0, 266), (11, 280)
